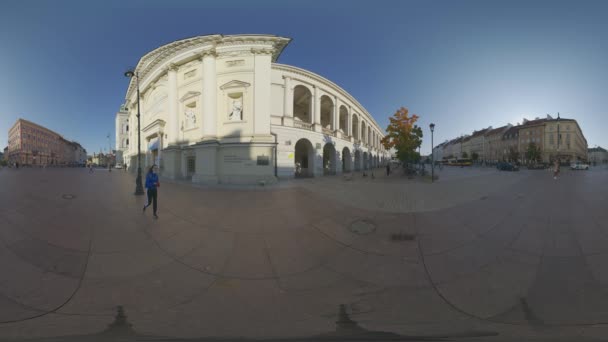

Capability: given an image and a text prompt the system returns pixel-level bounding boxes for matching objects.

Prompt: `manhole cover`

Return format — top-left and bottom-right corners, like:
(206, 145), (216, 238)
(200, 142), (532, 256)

(349, 219), (376, 235)
(62, 194), (76, 200)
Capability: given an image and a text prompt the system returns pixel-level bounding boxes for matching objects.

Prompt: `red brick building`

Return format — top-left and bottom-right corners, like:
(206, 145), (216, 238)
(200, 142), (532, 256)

(7, 119), (85, 166)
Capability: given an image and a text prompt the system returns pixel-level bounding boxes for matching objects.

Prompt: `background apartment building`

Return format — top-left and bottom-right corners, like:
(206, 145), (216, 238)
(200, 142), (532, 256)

(436, 115), (588, 165)
(7, 119), (86, 166)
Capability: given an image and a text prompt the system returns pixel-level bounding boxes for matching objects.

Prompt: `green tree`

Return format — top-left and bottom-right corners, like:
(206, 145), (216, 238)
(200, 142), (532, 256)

(471, 152), (479, 161)
(462, 151), (468, 159)
(381, 107), (423, 166)
(526, 142), (541, 163)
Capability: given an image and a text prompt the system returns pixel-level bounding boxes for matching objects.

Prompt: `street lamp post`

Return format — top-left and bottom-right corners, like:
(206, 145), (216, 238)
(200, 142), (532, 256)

(107, 133), (112, 172)
(556, 112), (560, 165)
(430, 123), (435, 183)
(124, 70), (145, 195)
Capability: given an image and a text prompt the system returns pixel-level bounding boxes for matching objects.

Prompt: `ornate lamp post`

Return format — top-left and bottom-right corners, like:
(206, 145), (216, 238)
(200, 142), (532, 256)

(430, 123), (435, 183)
(124, 70), (145, 195)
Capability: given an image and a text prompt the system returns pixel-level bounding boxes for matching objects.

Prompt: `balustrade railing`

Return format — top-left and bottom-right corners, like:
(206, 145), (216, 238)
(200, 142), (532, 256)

(293, 121), (313, 131)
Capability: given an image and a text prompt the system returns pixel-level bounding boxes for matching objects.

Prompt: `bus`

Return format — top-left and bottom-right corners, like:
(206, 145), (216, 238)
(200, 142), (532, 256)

(447, 158), (472, 166)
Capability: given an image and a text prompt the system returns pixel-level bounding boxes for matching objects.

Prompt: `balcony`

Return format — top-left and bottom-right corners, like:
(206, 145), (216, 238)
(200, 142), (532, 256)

(322, 127), (336, 137)
(294, 120), (313, 131)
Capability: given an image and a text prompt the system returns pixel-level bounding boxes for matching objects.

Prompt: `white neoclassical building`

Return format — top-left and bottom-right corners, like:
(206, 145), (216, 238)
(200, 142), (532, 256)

(116, 34), (390, 184)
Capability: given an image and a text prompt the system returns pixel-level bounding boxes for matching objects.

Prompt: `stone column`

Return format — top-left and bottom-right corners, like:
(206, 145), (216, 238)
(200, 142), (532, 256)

(202, 50), (217, 140)
(347, 106), (353, 138)
(157, 130), (163, 167)
(313, 85), (321, 132)
(167, 64), (179, 145)
(252, 47), (273, 135)
(333, 96), (339, 132)
(283, 76), (293, 127)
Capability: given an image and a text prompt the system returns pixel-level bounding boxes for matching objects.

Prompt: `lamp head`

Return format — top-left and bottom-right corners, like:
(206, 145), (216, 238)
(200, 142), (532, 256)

(124, 70), (135, 78)
(430, 123), (435, 132)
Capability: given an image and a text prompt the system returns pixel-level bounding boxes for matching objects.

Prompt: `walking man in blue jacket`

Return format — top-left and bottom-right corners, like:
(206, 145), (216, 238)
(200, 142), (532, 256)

(143, 164), (160, 219)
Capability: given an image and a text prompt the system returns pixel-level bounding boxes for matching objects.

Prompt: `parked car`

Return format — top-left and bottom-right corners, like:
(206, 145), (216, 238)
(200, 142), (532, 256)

(571, 162), (589, 170)
(497, 162), (519, 171)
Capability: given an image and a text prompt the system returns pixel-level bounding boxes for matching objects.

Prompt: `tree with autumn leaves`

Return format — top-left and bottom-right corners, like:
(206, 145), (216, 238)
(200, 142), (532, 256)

(381, 107), (423, 166)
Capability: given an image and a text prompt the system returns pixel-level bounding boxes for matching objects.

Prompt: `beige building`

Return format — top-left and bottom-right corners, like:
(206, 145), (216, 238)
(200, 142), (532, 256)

(542, 116), (588, 163)
(469, 127), (491, 162)
(484, 125), (511, 163)
(437, 115), (588, 165)
(588, 146), (608, 164)
(118, 34), (389, 184)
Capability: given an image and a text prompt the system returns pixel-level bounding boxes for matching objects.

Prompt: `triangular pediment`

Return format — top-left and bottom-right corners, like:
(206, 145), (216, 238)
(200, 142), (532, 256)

(220, 80), (251, 90)
(180, 91), (201, 102)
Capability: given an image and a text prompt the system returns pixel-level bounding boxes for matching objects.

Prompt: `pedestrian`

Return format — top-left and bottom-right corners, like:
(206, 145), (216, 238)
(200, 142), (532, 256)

(143, 164), (160, 219)
(386, 163), (390, 176)
(89, 164), (94, 173)
(553, 159), (560, 180)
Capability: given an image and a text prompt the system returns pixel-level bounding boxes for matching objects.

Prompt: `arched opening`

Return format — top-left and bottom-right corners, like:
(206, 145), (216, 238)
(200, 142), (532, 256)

(354, 150), (361, 171)
(339, 106), (348, 133)
(295, 138), (315, 178)
(363, 152), (368, 170)
(361, 121), (366, 144)
(293, 85), (312, 124)
(342, 147), (352, 172)
(352, 114), (359, 140)
(368, 127), (372, 146)
(323, 143), (337, 175)
(320, 95), (333, 130)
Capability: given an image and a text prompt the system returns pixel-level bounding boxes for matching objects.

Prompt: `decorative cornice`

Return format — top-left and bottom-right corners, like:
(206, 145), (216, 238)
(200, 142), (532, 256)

(220, 80), (251, 90)
(125, 35), (291, 101)
(250, 47), (274, 55)
(180, 91), (201, 102)
(166, 63), (179, 72)
(200, 49), (218, 58)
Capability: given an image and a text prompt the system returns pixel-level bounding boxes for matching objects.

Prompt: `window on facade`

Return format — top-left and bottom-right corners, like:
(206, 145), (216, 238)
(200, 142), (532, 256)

(187, 156), (195, 173)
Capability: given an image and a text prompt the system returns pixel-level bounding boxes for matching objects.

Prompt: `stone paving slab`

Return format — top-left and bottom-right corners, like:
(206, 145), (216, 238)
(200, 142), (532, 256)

(1, 167), (608, 341)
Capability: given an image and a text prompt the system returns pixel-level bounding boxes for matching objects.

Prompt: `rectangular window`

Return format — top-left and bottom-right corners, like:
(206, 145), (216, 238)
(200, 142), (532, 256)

(187, 156), (195, 174)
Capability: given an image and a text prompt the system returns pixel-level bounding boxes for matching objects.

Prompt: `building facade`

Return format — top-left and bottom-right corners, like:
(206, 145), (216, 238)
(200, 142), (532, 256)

(484, 125), (511, 163)
(117, 34), (390, 184)
(588, 146), (608, 164)
(436, 115), (588, 165)
(6, 119), (86, 166)
(469, 127), (490, 162)
(115, 104), (129, 167)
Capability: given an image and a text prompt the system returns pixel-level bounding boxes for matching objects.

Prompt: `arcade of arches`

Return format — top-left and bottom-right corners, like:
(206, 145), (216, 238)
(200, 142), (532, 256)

(294, 138), (384, 178)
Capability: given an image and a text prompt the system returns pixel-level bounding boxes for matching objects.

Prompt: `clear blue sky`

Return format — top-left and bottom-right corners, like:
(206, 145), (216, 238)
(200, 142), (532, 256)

(1, 0), (607, 155)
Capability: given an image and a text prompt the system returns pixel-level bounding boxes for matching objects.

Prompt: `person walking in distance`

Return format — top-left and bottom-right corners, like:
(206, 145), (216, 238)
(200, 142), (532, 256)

(386, 162), (390, 176)
(143, 164), (160, 219)
(553, 159), (560, 180)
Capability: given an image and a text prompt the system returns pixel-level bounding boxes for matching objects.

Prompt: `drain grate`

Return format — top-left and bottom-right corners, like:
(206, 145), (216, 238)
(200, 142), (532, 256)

(349, 219), (376, 235)
(390, 232), (416, 241)
(62, 194), (76, 200)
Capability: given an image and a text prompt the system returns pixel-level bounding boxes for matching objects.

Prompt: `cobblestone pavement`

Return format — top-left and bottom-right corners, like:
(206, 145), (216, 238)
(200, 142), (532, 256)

(1, 166), (608, 341)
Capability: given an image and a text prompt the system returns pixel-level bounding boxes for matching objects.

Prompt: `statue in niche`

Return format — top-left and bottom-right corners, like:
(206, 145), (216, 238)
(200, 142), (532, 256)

(229, 99), (242, 121)
(184, 109), (196, 128)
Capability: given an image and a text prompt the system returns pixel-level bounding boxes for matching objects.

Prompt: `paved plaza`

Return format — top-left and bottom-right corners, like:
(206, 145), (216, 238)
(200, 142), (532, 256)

(1, 166), (608, 341)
